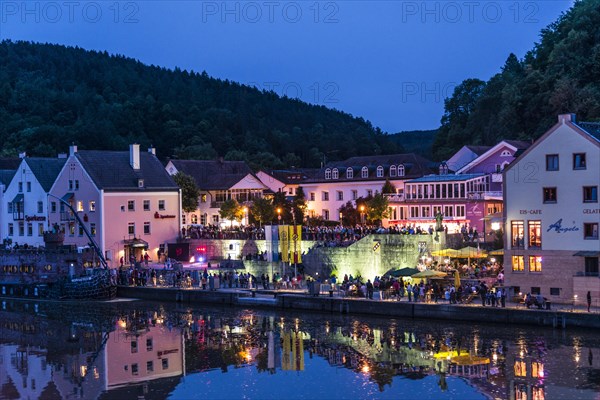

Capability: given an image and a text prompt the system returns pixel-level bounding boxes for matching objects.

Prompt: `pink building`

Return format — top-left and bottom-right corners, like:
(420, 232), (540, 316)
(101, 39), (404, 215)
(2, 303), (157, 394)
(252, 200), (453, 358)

(48, 145), (181, 268)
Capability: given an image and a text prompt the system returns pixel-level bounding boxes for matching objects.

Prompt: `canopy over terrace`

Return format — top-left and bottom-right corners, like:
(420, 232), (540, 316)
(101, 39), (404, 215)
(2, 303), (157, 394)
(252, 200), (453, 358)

(123, 237), (149, 265)
(431, 249), (460, 257)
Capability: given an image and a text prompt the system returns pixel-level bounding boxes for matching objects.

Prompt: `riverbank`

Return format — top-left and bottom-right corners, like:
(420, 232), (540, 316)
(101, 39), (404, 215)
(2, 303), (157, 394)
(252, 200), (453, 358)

(116, 286), (600, 330)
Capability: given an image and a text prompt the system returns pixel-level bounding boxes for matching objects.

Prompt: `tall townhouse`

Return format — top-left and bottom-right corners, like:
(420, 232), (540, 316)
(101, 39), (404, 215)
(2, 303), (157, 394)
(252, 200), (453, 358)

(504, 114), (600, 304)
(48, 145), (181, 267)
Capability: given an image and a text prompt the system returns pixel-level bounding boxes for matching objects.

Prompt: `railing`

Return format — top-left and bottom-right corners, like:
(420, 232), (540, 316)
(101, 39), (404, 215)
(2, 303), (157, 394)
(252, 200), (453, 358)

(60, 211), (76, 221)
(383, 194), (405, 202)
(467, 191), (503, 200)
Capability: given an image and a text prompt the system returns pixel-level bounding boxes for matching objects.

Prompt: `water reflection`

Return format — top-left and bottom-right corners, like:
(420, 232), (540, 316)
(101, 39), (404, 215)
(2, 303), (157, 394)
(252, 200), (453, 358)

(0, 300), (599, 399)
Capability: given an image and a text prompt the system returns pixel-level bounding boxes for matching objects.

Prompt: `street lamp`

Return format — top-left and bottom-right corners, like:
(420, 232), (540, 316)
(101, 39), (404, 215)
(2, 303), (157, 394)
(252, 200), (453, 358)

(339, 211), (343, 226)
(277, 208), (281, 225)
(360, 205), (365, 225)
(243, 206), (248, 226)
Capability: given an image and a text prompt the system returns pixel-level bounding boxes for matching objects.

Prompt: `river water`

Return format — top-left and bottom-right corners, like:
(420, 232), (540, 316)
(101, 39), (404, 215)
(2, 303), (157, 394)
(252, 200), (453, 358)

(0, 299), (598, 400)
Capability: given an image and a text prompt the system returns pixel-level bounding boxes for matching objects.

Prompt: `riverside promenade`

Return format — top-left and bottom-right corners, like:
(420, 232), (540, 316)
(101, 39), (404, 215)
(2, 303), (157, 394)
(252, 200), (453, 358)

(117, 285), (600, 330)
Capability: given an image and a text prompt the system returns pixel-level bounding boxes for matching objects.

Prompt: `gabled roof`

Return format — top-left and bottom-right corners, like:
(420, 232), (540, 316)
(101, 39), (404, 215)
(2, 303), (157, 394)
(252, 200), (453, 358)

(465, 145), (492, 156)
(307, 153), (435, 182)
(169, 159), (257, 190)
(576, 122), (600, 142)
(0, 169), (17, 186)
(0, 158), (21, 170)
(76, 150), (178, 190)
(456, 140), (531, 174)
(25, 158), (67, 192)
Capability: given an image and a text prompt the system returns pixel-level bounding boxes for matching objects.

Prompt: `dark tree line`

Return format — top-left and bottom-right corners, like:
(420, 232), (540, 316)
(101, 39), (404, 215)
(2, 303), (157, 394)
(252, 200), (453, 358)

(0, 40), (402, 168)
(433, 0), (600, 160)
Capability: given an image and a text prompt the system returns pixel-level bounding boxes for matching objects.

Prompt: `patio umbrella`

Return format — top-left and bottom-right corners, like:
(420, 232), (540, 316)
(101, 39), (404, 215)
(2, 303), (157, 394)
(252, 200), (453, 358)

(456, 246), (488, 266)
(489, 249), (504, 256)
(431, 249), (459, 257)
(454, 269), (461, 288)
(386, 267), (419, 277)
(411, 270), (447, 279)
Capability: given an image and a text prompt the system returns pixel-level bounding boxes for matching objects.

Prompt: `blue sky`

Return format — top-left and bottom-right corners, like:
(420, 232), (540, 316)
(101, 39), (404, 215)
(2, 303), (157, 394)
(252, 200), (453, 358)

(0, 1), (573, 132)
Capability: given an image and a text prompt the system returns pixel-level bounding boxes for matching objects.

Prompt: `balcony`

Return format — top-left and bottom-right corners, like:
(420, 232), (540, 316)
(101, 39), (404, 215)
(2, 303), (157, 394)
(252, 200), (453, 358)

(383, 194), (405, 202)
(60, 211), (76, 222)
(467, 191), (503, 200)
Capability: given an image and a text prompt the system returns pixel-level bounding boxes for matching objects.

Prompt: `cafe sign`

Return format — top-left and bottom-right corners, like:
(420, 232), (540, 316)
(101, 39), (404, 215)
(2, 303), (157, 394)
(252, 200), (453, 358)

(547, 218), (579, 233)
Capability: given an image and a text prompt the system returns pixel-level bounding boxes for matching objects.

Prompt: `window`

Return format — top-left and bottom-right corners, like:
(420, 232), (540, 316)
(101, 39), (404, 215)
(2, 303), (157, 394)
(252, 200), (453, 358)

(531, 287), (541, 295)
(584, 223), (598, 240)
(455, 205), (465, 218)
(310, 192), (315, 201)
(511, 221), (524, 248)
(376, 166), (384, 178)
(143, 200), (150, 211)
(367, 189), (373, 197)
(27, 223), (32, 236)
(325, 168), (332, 180)
(69, 223), (75, 235)
(146, 338), (153, 351)
(398, 165), (405, 177)
(531, 362), (544, 379)
(8, 223), (13, 236)
(550, 288), (561, 296)
(573, 153), (586, 170)
(182, 214), (186, 225)
(26, 182), (31, 192)
(514, 360), (526, 377)
(361, 167), (368, 178)
(584, 257), (599, 276)
(144, 222), (151, 235)
(78, 224), (84, 236)
(147, 361), (154, 372)
(37, 201), (43, 213)
(77, 201), (83, 212)
(322, 209), (329, 220)
(158, 200), (165, 210)
(131, 340), (138, 353)
(443, 205), (453, 217)
(131, 363), (139, 376)
(390, 165), (397, 177)
(127, 200), (135, 211)
(7, 202), (12, 213)
(68, 180), (73, 190)
(583, 186), (598, 203)
(528, 221), (541, 248)
(19, 223), (24, 236)
(410, 206), (419, 218)
(543, 187), (557, 203)
(351, 190), (358, 200)
(212, 215), (219, 224)
(512, 256), (524, 272)
(51, 202), (56, 213)
(89, 201), (96, 212)
(421, 206), (430, 218)
(529, 256), (542, 272)
(336, 191), (343, 201)
(162, 358), (169, 370)
(90, 223), (96, 236)
(38, 223), (43, 236)
(18, 182), (22, 192)
(332, 168), (339, 179)
(201, 194), (207, 203)
(191, 214), (198, 224)
(75, 180), (79, 190)
(546, 154), (559, 171)
(500, 150), (512, 157)
(346, 167), (353, 179)
(322, 191), (329, 201)
(128, 223), (135, 235)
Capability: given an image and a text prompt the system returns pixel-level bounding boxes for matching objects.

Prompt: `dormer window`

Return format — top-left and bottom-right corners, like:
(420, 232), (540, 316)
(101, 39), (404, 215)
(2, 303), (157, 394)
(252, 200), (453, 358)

(346, 167), (353, 179)
(439, 163), (448, 175)
(332, 168), (339, 179)
(376, 166), (384, 178)
(500, 150), (512, 157)
(390, 165), (397, 177)
(138, 179), (145, 188)
(398, 165), (405, 177)
(325, 168), (332, 180)
(361, 167), (368, 178)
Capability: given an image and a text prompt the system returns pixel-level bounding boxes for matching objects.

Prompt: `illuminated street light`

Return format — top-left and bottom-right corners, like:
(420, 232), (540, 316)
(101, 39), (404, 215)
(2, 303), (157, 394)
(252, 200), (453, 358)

(277, 208), (281, 225)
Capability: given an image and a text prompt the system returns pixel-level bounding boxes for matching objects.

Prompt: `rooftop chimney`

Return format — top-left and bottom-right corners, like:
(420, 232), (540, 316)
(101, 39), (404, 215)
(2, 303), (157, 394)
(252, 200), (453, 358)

(18, 152), (26, 159)
(148, 146), (156, 155)
(130, 144), (140, 170)
(558, 114), (576, 124)
(69, 145), (77, 156)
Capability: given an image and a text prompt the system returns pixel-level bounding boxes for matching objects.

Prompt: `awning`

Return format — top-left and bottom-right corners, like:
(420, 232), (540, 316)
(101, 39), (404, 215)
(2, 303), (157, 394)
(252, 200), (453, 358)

(573, 251), (600, 257)
(123, 238), (149, 248)
(11, 194), (23, 203)
(62, 192), (74, 201)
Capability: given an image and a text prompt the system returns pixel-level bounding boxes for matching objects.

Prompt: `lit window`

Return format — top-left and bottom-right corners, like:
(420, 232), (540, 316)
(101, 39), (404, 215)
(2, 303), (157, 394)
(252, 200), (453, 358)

(512, 256), (524, 272)
(528, 221), (541, 248)
(191, 214), (198, 224)
(529, 256), (542, 272)
(89, 201), (96, 212)
(77, 201), (84, 212)
(90, 223), (96, 236)
(38, 223), (43, 236)
(332, 168), (339, 179)
(514, 360), (526, 377)
(361, 167), (368, 178)
(511, 221), (524, 249)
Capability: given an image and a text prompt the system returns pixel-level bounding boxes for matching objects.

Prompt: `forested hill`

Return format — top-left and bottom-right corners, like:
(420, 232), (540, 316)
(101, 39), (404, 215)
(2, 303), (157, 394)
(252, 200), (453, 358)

(0, 41), (401, 169)
(433, 0), (600, 160)
(389, 129), (437, 159)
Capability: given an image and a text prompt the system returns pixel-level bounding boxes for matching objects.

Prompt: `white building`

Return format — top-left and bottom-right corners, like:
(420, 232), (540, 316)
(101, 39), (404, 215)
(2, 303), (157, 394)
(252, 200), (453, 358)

(2, 157), (67, 247)
(504, 114), (600, 304)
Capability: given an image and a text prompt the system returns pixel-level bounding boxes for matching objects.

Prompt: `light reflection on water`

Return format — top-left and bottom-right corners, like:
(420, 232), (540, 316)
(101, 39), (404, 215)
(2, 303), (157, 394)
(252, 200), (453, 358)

(0, 300), (599, 400)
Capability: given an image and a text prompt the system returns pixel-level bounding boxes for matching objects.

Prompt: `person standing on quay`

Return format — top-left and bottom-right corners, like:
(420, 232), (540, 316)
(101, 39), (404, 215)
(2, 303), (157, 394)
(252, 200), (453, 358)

(587, 291), (592, 312)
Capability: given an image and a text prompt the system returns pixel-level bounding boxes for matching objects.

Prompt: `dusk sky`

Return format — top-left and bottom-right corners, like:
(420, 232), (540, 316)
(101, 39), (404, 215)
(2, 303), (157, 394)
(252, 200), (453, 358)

(1, 1), (573, 133)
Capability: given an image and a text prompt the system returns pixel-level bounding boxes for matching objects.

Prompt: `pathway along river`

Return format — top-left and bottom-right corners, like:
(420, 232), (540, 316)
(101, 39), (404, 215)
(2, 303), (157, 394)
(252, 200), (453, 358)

(0, 299), (598, 399)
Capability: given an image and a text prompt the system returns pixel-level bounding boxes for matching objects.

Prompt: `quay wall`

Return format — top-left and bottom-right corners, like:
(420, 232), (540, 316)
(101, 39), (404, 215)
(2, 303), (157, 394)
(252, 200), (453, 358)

(117, 287), (600, 330)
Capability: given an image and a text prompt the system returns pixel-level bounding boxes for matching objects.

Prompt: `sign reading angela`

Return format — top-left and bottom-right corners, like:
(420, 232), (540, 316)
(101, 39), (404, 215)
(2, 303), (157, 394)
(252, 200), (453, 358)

(547, 219), (579, 233)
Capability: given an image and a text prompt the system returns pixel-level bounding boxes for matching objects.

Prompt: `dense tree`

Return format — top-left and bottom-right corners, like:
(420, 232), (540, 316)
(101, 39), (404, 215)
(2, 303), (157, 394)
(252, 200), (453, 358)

(366, 193), (389, 226)
(272, 192), (292, 224)
(250, 197), (275, 227)
(0, 40), (402, 168)
(291, 187), (307, 224)
(338, 201), (360, 226)
(381, 179), (396, 194)
(172, 172), (201, 213)
(219, 199), (243, 227)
